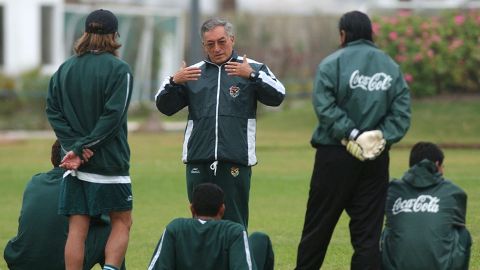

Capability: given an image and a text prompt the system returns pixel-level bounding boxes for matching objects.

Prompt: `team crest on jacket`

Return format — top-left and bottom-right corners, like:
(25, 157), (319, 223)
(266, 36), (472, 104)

(229, 85), (240, 98)
(231, 166), (240, 177)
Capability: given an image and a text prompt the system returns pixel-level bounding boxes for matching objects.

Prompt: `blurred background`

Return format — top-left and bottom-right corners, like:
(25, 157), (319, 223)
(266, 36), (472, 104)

(0, 0), (479, 131)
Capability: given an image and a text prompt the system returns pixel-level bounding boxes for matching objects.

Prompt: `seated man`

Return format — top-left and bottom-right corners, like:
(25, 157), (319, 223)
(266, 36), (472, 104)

(381, 142), (471, 270)
(147, 183), (274, 270)
(3, 140), (125, 270)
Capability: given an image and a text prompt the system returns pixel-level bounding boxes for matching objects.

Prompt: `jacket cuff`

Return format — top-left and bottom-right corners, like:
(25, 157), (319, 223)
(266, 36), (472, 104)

(347, 128), (361, 140)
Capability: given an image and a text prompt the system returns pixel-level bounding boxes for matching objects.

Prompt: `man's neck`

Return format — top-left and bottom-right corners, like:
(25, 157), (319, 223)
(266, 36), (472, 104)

(194, 215), (220, 221)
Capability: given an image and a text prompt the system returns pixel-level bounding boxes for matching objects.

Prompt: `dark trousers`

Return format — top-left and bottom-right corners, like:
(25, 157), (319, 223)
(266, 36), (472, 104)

(296, 146), (389, 270)
(250, 232), (275, 270)
(186, 162), (251, 228)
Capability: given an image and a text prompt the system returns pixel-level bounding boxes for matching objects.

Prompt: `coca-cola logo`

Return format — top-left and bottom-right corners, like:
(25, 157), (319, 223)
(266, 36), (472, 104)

(349, 70), (392, 91)
(392, 195), (440, 215)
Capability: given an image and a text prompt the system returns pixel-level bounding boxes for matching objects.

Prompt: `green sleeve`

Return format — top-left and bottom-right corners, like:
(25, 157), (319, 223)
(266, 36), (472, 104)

(312, 65), (356, 140)
(378, 68), (411, 145)
(452, 189), (467, 226)
(70, 70), (133, 156)
(148, 229), (176, 270)
(229, 230), (257, 270)
(155, 77), (189, 116)
(46, 74), (82, 147)
(253, 64), (285, 107)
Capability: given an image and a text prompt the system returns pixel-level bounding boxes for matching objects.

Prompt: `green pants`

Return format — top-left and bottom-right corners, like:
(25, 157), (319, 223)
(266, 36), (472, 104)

(186, 162), (251, 228)
(250, 232), (275, 270)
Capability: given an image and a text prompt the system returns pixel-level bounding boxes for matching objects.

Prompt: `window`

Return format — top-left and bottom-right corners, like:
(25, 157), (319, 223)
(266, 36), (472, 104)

(41, 5), (54, 65)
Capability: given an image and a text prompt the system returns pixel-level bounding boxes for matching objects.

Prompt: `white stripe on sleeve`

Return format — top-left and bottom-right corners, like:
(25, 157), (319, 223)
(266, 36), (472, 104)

(258, 70), (286, 95)
(148, 229), (167, 270)
(243, 231), (253, 270)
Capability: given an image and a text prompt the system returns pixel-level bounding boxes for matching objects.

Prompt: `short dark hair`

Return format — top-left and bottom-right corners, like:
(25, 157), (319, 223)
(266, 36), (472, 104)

(339, 10), (373, 45)
(409, 142), (444, 167)
(51, 140), (61, 167)
(192, 183), (225, 216)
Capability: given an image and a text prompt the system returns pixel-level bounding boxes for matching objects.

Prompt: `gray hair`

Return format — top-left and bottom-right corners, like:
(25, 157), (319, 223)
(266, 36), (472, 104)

(200, 18), (234, 40)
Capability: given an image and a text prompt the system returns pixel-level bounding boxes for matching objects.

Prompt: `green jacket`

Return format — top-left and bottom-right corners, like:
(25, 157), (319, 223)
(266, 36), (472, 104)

(155, 52), (285, 166)
(381, 160), (471, 270)
(311, 40), (411, 146)
(46, 52), (133, 176)
(147, 218), (256, 270)
(3, 167), (123, 270)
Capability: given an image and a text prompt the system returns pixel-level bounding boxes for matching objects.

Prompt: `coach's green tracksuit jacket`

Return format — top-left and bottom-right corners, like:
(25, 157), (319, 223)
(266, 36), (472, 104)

(46, 52), (133, 177)
(155, 52), (285, 166)
(147, 218), (256, 270)
(381, 160), (471, 270)
(311, 39), (411, 146)
(3, 167), (123, 270)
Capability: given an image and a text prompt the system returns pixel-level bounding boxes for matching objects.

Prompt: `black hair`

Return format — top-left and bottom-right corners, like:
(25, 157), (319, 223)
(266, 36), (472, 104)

(192, 183), (225, 216)
(339, 10), (373, 46)
(409, 142), (444, 167)
(51, 140), (61, 167)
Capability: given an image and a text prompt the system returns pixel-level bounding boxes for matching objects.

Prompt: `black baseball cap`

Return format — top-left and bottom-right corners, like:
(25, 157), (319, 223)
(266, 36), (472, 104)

(85, 9), (118, 35)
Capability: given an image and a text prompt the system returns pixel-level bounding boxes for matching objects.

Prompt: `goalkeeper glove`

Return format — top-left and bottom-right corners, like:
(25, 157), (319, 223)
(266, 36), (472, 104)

(341, 139), (365, 161)
(355, 130), (386, 160)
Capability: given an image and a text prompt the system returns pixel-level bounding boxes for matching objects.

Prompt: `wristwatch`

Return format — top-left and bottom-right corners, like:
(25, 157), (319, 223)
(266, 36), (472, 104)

(249, 71), (258, 81)
(169, 76), (177, 85)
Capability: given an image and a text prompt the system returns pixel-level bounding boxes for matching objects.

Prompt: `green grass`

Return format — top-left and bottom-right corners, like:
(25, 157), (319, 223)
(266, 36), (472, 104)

(1, 98), (480, 269)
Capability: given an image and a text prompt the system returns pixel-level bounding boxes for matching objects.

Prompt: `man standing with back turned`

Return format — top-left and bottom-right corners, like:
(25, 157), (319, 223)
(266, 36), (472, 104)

(155, 18), (285, 228)
(295, 11), (411, 270)
(46, 9), (133, 270)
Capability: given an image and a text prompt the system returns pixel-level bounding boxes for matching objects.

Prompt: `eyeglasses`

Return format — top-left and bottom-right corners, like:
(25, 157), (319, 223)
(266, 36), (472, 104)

(203, 39), (228, 50)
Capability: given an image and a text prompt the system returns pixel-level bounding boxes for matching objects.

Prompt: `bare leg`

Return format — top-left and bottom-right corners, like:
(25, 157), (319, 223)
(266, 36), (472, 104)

(105, 211), (132, 268)
(65, 215), (90, 270)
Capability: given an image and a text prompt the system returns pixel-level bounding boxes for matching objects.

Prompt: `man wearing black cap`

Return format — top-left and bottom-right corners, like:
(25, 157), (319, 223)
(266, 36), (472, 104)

(46, 9), (133, 270)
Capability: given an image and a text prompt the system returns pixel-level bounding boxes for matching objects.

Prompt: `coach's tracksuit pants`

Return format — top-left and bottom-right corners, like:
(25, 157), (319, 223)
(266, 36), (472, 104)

(296, 146), (389, 270)
(186, 162), (251, 228)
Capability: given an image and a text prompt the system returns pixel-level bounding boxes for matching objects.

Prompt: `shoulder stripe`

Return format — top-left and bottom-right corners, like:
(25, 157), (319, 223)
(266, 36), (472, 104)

(259, 70), (286, 95)
(236, 55), (262, 65)
(155, 76), (171, 101)
(192, 61), (206, 68)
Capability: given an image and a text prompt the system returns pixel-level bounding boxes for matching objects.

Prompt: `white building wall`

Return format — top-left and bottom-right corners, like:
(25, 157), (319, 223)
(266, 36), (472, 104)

(0, 0), (63, 75)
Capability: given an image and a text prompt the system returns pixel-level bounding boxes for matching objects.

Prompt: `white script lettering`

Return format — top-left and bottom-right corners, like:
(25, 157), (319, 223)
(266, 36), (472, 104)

(392, 195), (440, 215)
(349, 70), (392, 91)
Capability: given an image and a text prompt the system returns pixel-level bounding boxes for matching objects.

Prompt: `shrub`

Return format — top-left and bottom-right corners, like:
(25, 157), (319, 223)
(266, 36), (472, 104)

(373, 9), (480, 97)
(0, 69), (50, 130)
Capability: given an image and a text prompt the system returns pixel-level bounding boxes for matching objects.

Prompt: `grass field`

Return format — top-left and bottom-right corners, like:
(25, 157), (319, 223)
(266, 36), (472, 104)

(1, 98), (479, 270)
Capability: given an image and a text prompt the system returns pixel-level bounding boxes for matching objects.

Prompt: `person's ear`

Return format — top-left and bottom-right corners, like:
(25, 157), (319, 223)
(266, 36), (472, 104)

(218, 204), (226, 218)
(435, 161), (444, 174)
(231, 35), (235, 46)
(190, 204), (196, 218)
(340, 30), (346, 46)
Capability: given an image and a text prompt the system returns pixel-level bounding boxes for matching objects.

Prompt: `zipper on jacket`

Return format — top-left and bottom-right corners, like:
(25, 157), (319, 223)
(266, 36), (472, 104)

(214, 65), (222, 166)
(205, 56), (233, 175)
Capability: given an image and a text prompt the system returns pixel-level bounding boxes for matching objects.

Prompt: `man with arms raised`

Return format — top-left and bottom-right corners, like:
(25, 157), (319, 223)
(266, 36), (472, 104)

(155, 18), (285, 228)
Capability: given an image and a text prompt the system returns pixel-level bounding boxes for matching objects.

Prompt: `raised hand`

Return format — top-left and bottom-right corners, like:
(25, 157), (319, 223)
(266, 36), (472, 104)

(225, 54), (254, 79)
(172, 61), (202, 84)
